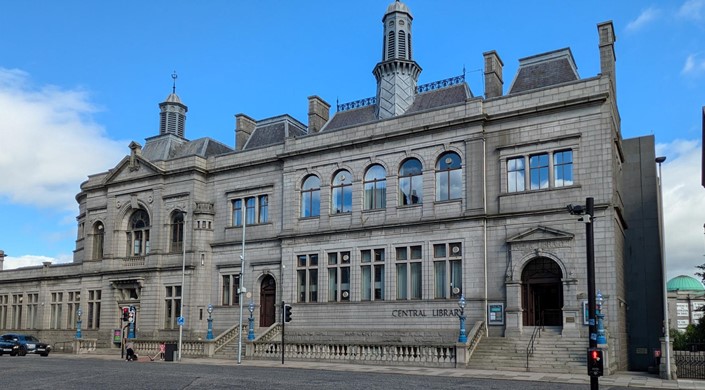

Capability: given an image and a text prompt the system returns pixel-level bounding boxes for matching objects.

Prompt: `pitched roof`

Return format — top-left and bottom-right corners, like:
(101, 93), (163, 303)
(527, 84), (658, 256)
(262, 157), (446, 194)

(142, 133), (232, 162)
(243, 115), (307, 150)
(508, 48), (579, 94)
(322, 83), (470, 132)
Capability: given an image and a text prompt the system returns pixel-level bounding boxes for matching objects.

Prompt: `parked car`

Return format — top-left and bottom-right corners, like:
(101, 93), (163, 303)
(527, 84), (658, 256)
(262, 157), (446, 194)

(1, 334), (51, 356)
(0, 337), (22, 356)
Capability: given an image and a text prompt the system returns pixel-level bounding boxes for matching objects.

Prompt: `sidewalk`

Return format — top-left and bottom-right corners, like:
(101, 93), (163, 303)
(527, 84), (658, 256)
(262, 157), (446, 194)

(64, 351), (705, 389)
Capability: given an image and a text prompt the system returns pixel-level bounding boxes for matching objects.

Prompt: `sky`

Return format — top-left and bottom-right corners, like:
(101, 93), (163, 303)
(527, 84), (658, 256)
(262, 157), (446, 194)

(0, 1), (704, 281)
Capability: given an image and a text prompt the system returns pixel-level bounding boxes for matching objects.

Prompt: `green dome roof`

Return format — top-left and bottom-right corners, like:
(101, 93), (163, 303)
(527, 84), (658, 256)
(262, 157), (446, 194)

(667, 275), (705, 292)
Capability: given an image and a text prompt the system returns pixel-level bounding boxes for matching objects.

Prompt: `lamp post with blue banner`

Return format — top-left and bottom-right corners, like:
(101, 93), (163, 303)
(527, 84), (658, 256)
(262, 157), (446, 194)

(457, 295), (467, 343)
(75, 307), (83, 339)
(206, 304), (214, 340)
(248, 300), (255, 341)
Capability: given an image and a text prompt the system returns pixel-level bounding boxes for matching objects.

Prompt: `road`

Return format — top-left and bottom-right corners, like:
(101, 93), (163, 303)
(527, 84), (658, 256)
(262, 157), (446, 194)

(1, 354), (634, 390)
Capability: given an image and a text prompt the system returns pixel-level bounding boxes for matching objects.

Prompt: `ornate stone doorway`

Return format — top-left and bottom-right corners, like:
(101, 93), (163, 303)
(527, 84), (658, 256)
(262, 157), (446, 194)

(521, 257), (563, 326)
(259, 275), (276, 327)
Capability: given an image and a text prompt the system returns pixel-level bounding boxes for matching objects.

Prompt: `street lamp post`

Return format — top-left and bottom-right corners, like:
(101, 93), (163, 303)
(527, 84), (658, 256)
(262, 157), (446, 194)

(457, 294), (467, 343)
(248, 300), (255, 341)
(568, 197), (598, 389)
(237, 214), (247, 364)
(206, 304), (214, 340)
(75, 307), (83, 339)
(178, 209), (187, 362)
(656, 156), (671, 379)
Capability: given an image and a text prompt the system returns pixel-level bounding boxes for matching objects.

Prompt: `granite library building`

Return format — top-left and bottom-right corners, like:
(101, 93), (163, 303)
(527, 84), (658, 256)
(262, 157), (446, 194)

(0, 1), (666, 374)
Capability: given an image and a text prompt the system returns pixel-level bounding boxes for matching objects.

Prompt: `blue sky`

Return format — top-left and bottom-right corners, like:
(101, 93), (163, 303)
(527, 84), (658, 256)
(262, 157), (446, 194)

(0, 1), (704, 280)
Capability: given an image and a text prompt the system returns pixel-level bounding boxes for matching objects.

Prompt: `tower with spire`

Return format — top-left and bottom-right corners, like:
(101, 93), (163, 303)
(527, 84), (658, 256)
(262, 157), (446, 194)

(159, 71), (188, 138)
(373, 0), (422, 119)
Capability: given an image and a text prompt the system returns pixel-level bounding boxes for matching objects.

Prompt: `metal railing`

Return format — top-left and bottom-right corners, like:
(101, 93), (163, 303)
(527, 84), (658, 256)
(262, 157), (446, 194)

(526, 319), (543, 371)
(336, 74), (465, 112)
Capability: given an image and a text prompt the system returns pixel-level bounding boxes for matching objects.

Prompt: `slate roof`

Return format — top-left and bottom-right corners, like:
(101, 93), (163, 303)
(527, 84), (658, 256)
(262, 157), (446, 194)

(243, 115), (307, 150)
(322, 83), (470, 132)
(142, 133), (233, 162)
(508, 48), (579, 94)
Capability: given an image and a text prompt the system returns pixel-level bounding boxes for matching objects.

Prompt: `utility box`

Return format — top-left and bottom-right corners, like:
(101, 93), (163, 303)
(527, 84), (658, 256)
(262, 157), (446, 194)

(164, 343), (177, 362)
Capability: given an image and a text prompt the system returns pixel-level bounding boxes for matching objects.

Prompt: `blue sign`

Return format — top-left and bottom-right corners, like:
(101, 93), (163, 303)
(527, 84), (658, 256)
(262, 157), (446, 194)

(177, 316), (185, 326)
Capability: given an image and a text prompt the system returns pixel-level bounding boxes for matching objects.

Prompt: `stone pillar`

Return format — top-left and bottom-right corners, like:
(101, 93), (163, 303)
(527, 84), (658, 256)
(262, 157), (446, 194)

(504, 280), (523, 337)
(659, 336), (677, 380)
(307, 96), (330, 133)
(235, 114), (256, 151)
(0, 249), (5, 270)
(483, 51), (504, 99)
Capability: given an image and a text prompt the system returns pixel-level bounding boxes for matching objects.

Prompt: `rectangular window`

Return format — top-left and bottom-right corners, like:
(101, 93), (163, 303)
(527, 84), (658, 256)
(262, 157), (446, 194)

(529, 153), (549, 190)
(87, 289), (101, 329)
(361, 249), (385, 301)
(553, 150), (573, 187)
(328, 251), (351, 302)
(222, 274), (240, 306)
(246, 197), (256, 225)
(0, 295), (8, 329)
(297, 254), (319, 303)
(232, 199), (242, 226)
(165, 286), (182, 329)
(26, 293), (38, 329)
(67, 291), (80, 329)
(507, 157), (525, 192)
(232, 195), (269, 226)
(11, 294), (22, 329)
(677, 303), (689, 317)
(433, 243), (463, 299)
(259, 195), (268, 223)
(396, 245), (422, 300)
(50, 292), (63, 330)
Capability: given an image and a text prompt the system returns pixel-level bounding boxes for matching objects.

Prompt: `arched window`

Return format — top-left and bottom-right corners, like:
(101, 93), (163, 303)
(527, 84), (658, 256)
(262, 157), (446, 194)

(171, 211), (184, 253)
(399, 158), (423, 205)
(127, 209), (150, 256)
(331, 170), (352, 214)
(301, 175), (321, 218)
(435, 152), (462, 201)
(387, 30), (395, 60)
(92, 222), (104, 260)
(364, 164), (387, 210)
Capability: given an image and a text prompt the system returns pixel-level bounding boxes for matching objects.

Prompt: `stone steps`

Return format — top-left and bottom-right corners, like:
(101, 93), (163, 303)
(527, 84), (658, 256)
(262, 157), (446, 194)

(468, 333), (587, 374)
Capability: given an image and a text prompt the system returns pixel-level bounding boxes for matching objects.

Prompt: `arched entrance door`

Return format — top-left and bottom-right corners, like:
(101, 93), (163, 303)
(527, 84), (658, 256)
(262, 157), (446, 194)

(521, 257), (563, 326)
(259, 275), (276, 327)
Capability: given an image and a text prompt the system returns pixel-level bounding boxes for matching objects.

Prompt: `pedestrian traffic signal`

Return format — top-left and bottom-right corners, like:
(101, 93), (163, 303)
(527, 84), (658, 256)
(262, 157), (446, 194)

(284, 304), (292, 323)
(122, 307), (129, 322)
(587, 348), (604, 377)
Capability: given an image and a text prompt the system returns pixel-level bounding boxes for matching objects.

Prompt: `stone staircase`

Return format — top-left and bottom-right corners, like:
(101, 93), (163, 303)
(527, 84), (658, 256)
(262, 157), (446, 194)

(468, 327), (587, 374)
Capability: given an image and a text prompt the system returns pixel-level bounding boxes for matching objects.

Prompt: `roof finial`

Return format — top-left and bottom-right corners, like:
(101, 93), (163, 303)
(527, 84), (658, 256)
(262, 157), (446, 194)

(171, 71), (178, 94)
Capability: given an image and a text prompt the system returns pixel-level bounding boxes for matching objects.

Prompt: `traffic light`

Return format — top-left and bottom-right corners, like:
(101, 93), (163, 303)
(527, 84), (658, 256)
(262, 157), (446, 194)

(284, 304), (292, 323)
(587, 348), (604, 377)
(122, 307), (129, 322)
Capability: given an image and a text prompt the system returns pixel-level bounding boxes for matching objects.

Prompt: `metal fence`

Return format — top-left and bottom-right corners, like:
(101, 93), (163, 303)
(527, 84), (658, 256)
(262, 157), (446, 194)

(675, 343), (705, 379)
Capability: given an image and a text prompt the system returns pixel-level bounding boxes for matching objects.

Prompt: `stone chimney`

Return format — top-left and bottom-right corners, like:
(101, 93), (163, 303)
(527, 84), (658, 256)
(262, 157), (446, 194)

(235, 114), (256, 151)
(0, 249), (5, 270)
(483, 51), (504, 99)
(307, 96), (330, 133)
(597, 21), (617, 99)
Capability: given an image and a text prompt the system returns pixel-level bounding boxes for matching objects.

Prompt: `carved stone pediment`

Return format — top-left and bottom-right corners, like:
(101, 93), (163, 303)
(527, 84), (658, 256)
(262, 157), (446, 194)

(507, 226), (574, 244)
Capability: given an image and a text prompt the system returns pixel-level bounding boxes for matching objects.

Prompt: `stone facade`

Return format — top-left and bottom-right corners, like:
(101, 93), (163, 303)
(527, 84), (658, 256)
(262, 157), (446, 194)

(0, 1), (663, 372)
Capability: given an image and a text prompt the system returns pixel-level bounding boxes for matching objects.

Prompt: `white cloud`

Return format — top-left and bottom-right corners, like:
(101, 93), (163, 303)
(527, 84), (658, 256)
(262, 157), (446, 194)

(682, 54), (705, 76)
(2, 254), (73, 270)
(677, 0), (705, 21)
(656, 139), (705, 280)
(626, 7), (661, 32)
(0, 68), (127, 211)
